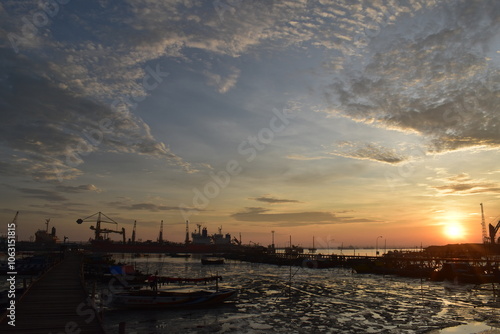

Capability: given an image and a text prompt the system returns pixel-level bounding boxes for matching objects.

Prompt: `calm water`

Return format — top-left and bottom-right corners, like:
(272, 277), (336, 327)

(93, 252), (500, 334)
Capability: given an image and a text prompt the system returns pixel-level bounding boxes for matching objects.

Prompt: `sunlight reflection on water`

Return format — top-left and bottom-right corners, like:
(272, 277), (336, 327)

(430, 322), (499, 334)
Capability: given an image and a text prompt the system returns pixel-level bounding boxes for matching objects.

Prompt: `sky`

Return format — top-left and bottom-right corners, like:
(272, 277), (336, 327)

(1, 0), (499, 248)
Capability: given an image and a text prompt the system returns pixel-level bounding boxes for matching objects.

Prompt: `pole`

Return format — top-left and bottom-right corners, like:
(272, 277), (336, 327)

(376, 236), (383, 256)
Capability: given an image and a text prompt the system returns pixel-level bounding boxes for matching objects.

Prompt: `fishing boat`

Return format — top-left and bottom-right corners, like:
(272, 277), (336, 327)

(110, 273), (237, 308)
(111, 288), (238, 309)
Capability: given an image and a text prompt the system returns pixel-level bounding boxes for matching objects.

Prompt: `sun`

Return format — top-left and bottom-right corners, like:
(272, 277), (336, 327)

(443, 223), (465, 239)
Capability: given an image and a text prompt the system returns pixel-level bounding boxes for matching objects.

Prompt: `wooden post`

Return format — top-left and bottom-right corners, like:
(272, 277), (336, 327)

(119, 322), (126, 334)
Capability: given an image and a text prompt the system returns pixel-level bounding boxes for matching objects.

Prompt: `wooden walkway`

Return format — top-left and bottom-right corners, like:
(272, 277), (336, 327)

(0, 251), (105, 333)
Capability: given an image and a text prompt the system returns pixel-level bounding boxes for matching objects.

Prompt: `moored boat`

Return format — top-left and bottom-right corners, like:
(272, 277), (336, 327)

(111, 288), (238, 309)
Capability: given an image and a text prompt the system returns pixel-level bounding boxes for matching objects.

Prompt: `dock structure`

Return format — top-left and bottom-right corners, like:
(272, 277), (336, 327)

(0, 251), (105, 333)
(224, 247), (500, 278)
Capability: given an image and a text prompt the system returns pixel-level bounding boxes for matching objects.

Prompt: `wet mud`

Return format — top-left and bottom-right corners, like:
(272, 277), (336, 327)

(102, 257), (500, 333)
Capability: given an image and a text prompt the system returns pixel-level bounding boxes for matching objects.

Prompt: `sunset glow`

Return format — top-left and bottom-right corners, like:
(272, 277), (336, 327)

(443, 223), (465, 240)
(1, 1), (499, 248)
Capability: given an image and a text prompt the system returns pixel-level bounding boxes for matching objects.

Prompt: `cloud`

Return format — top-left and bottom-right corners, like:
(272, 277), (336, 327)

(106, 200), (200, 213)
(445, 173), (471, 183)
(1, 0), (433, 103)
(16, 187), (68, 202)
(430, 173), (500, 195)
(330, 141), (407, 164)
(203, 66), (241, 93)
(0, 46), (196, 181)
(2, 0), (498, 181)
(55, 184), (103, 193)
(286, 154), (328, 161)
(251, 196), (301, 204)
(322, 1), (500, 156)
(231, 207), (375, 226)
(28, 202), (90, 214)
(115, 203), (181, 212)
(8, 183), (101, 202)
(231, 207), (334, 223)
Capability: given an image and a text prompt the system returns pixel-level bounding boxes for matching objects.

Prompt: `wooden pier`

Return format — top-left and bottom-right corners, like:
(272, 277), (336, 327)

(0, 251), (105, 333)
(224, 247), (500, 282)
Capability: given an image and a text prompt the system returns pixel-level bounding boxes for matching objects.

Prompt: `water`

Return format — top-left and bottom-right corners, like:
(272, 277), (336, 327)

(94, 253), (500, 334)
(430, 322), (497, 333)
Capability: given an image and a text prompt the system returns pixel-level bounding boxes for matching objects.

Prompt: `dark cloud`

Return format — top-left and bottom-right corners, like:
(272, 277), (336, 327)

(16, 187), (68, 202)
(330, 142), (407, 164)
(106, 200), (193, 212)
(55, 184), (102, 193)
(231, 207), (335, 224)
(431, 173), (500, 195)
(28, 202), (90, 216)
(0, 46), (195, 181)
(8, 183), (98, 203)
(252, 196), (301, 204)
(433, 182), (500, 195)
(231, 207), (375, 226)
(120, 203), (181, 212)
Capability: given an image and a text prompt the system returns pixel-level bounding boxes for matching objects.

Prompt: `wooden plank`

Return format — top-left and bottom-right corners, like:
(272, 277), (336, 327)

(0, 251), (106, 333)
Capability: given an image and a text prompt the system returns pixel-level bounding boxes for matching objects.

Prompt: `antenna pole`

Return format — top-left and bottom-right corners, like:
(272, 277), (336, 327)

(185, 220), (190, 244)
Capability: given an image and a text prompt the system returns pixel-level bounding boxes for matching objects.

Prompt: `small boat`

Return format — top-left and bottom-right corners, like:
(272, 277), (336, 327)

(201, 257), (224, 265)
(111, 288), (238, 309)
(107, 264), (149, 288)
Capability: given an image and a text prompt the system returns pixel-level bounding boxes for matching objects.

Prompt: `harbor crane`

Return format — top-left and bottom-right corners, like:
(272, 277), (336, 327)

(76, 211), (126, 243)
(158, 220), (164, 243)
(489, 221), (500, 244)
(479, 203), (500, 244)
(131, 220), (137, 243)
(480, 203), (490, 243)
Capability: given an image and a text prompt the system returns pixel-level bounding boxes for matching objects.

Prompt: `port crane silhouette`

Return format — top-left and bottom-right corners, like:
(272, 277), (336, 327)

(76, 211), (125, 243)
(480, 203), (500, 244)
